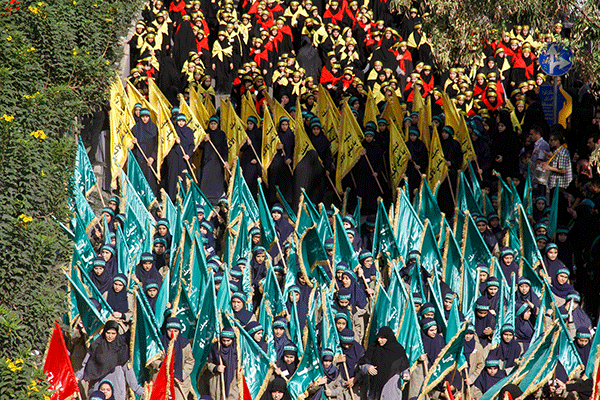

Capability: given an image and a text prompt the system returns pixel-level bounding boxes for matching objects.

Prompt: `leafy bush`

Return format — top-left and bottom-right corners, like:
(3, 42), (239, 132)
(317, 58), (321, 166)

(0, 0), (143, 391)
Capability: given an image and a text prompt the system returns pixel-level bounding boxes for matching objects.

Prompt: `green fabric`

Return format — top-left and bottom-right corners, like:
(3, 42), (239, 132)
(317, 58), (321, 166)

(75, 261), (113, 320)
(468, 162), (482, 206)
(373, 199), (401, 264)
(172, 275), (198, 339)
(317, 206), (333, 241)
(419, 221), (443, 275)
(191, 277), (219, 397)
(428, 277), (448, 335)
(275, 185), (297, 223)
(258, 179), (277, 249)
(132, 289), (164, 383)
(298, 222), (331, 287)
(446, 297), (467, 369)
(395, 269), (425, 366)
(73, 213), (96, 269)
(457, 171), (481, 216)
(395, 189), (423, 259)
(287, 320), (325, 399)
(333, 211), (359, 270)
(258, 298), (278, 363)
(523, 163), (533, 216)
(586, 313), (600, 376)
(417, 179), (443, 238)
(498, 177), (515, 228)
(122, 170), (155, 262)
(180, 179), (214, 225)
(127, 149), (158, 209)
(234, 318), (272, 399)
(321, 287), (343, 357)
(74, 139), (97, 197)
(461, 258), (480, 324)
(367, 285), (391, 347)
(262, 264), (286, 317)
(229, 159), (259, 223)
(387, 268), (409, 336)
(547, 186), (559, 240)
(65, 271), (107, 339)
(443, 227), (463, 304)
(154, 273), (170, 330)
(289, 296), (304, 358)
(115, 225), (131, 276)
(517, 204), (543, 270)
(73, 186), (96, 229)
(461, 212), (492, 270)
(353, 198), (361, 238)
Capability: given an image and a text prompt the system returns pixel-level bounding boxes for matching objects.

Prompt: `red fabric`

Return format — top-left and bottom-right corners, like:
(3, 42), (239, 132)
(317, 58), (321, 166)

(257, 17), (274, 32)
(150, 341), (176, 400)
(420, 73), (434, 95)
(445, 381), (455, 400)
(196, 37), (209, 52)
(169, 0), (186, 13)
(44, 321), (80, 400)
(240, 373), (252, 400)
(320, 66), (341, 85)
(323, 6), (344, 24)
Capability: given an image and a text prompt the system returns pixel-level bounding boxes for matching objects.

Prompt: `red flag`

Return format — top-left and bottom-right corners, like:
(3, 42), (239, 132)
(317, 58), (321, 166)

(445, 381), (455, 400)
(150, 339), (176, 400)
(240, 372), (252, 400)
(43, 321), (80, 400)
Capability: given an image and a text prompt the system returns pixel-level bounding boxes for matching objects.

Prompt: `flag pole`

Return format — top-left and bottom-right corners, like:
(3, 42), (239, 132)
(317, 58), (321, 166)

(218, 340), (227, 400)
(178, 144), (199, 184)
(134, 142), (161, 183)
(206, 137), (232, 176)
(363, 154), (385, 194)
(445, 173), (457, 207)
(248, 141), (268, 178)
(95, 183), (106, 208)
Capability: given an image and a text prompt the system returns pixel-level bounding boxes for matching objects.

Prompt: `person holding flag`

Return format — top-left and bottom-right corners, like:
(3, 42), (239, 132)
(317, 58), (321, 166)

(75, 321), (144, 399)
(165, 113), (195, 201)
(206, 327), (239, 400)
(199, 116), (228, 204)
(131, 108), (159, 196)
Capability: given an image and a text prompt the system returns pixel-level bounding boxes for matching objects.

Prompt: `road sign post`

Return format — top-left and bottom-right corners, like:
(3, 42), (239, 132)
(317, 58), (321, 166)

(539, 43), (573, 127)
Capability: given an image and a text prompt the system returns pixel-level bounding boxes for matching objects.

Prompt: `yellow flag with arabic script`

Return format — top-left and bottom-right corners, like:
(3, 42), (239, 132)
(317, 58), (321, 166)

(261, 107), (280, 181)
(389, 120), (411, 189)
(427, 125), (448, 187)
(335, 102), (364, 191)
(149, 79), (177, 179)
(178, 94), (206, 150)
(442, 92), (475, 170)
(109, 78), (134, 188)
(221, 98), (248, 165)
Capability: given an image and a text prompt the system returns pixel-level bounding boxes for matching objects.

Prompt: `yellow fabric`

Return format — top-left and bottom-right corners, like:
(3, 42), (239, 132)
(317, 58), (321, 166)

(178, 94), (206, 149)
(265, 92), (293, 127)
(364, 88), (379, 128)
(407, 31), (426, 49)
(241, 91), (261, 129)
(293, 97), (318, 169)
(221, 98), (248, 165)
(389, 120), (411, 189)
(418, 94), (432, 150)
(317, 85), (340, 155)
(148, 78), (177, 179)
(427, 125), (448, 187)
(335, 102), (364, 191)
(126, 79), (155, 127)
(109, 77), (134, 189)
(380, 90), (405, 137)
(189, 85), (211, 129)
(261, 107), (281, 181)
(442, 92), (475, 170)
(211, 40), (233, 62)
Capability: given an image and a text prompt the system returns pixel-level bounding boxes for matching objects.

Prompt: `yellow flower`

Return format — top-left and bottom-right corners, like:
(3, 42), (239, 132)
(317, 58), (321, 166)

(105, 18), (113, 22)
(14, 358), (23, 364)
(105, 60), (110, 65)
(72, 0), (77, 4)
(93, 3), (97, 6)
(38, 1), (45, 5)
(1, 114), (14, 122)
(30, 130), (47, 140)
(27, 47), (35, 52)
(44, 396), (51, 400)
(73, 50), (78, 56)
(6, 35), (12, 41)
(5, 358), (11, 364)
(7, 361), (22, 372)
(41, 170), (45, 176)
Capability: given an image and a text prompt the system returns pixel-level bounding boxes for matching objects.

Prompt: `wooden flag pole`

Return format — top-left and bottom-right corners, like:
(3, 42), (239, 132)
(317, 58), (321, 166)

(363, 154), (385, 194)
(134, 142), (161, 183)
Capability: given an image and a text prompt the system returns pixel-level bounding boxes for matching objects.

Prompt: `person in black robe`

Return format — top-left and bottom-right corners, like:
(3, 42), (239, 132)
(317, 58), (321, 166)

(107, 274), (130, 321)
(420, 318), (445, 368)
(144, 279), (161, 312)
(474, 297), (496, 348)
(275, 345), (299, 380)
(166, 114), (195, 202)
(353, 127), (383, 215)
(211, 31), (234, 94)
(199, 116), (228, 204)
(302, 118), (332, 205)
(239, 116), (262, 198)
(158, 56), (185, 107)
(269, 116), (295, 204)
(245, 321), (268, 354)
(473, 356), (506, 396)
(231, 292), (254, 327)
(208, 327), (238, 398)
(516, 277), (540, 317)
(131, 108), (158, 196)
(438, 125), (462, 217)
(261, 377), (292, 400)
(493, 111), (521, 179)
(499, 247), (519, 281)
(358, 326), (410, 400)
(273, 317), (293, 361)
(515, 302), (535, 352)
(469, 121), (492, 182)
(90, 257), (112, 296)
(135, 252), (162, 288)
(491, 324), (521, 371)
(172, 17), (197, 71)
(338, 328), (365, 384)
(406, 126), (428, 195)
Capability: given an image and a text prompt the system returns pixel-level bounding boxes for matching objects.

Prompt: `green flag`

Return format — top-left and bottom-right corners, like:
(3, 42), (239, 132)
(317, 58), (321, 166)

(461, 260), (480, 324)
(115, 225), (132, 276)
(131, 288), (165, 383)
(417, 321), (468, 400)
(191, 276), (219, 397)
(586, 317), (600, 377)
(172, 274), (198, 340)
(258, 178), (277, 249)
(497, 176), (516, 228)
(523, 163), (533, 216)
(320, 287), (343, 357)
(387, 268), (409, 335)
(259, 298), (278, 363)
(154, 273), (170, 330)
(261, 263), (286, 316)
(517, 329), (561, 397)
(419, 219), (443, 275)
(74, 139), (97, 197)
(234, 319), (273, 399)
(446, 295), (467, 369)
(64, 271), (107, 343)
(333, 210), (359, 270)
(75, 262), (113, 320)
(287, 320), (325, 399)
(318, 206), (333, 241)
(181, 178), (214, 224)
(228, 158), (259, 222)
(394, 188), (423, 258)
(274, 185), (296, 223)
(517, 204), (543, 272)
(73, 213), (96, 268)
(397, 273), (425, 367)
(289, 296), (304, 358)
(457, 171), (481, 216)
(353, 199), (361, 237)
(72, 187), (96, 230)
(373, 199), (401, 264)
(127, 149), (158, 210)
(297, 220), (331, 287)
(468, 162), (482, 206)
(366, 284), (391, 347)
(461, 211), (493, 270)
(122, 170), (155, 261)
(417, 179), (444, 238)
(443, 227), (463, 301)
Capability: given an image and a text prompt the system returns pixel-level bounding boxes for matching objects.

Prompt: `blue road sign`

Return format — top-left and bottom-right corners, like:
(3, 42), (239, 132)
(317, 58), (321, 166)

(539, 43), (573, 77)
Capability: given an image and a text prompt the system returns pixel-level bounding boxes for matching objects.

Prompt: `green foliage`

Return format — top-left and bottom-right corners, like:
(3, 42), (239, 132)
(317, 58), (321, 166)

(0, 0), (143, 391)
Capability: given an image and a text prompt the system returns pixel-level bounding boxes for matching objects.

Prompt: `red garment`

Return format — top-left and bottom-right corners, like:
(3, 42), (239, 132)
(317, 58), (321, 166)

(420, 73), (434, 95)
(512, 52), (536, 79)
(341, 77), (353, 91)
(397, 49), (412, 73)
(196, 37), (209, 53)
(169, 0), (186, 13)
(320, 66), (341, 85)
(257, 17), (274, 32)
(323, 6), (344, 24)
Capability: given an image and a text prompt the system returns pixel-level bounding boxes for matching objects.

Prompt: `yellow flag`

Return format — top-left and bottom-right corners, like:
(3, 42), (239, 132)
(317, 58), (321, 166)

(149, 79), (177, 179)
(241, 91), (261, 128)
(412, 87), (425, 114)
(442, 93), (475, 170)
(109, 79), (134, 188)
(335, 102), (364, 191)
(178, 94), (206, 149)
(381, 90), (404, 134)
(189, 86), (210, 129)
(261, 107), (280, 181)
(221, 98), (248, 165)
(125, 79), (156, 127)
(317, 85), (340, 154)
(558, 87), (572, 129)
(389, 120), (411, 189)
(265, 92), (293, 127)
(427, 125), (448, 187)
(293, 97), (318, 169)
(418, 95), (432, 150)
(364, 87), (379, 128)
(204, 95), (216, 118)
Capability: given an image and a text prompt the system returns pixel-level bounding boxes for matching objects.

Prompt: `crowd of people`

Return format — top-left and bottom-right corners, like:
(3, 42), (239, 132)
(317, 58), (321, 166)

(71, 0), (600, 399)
